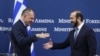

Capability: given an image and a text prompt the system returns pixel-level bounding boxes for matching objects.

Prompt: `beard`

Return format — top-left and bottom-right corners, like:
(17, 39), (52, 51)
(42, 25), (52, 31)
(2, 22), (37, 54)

(71, 20), (78, 27)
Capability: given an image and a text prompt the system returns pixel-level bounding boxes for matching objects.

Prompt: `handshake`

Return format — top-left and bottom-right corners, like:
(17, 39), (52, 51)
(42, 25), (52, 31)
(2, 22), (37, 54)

(36, 32), (50, 38)
(36, 33), (53, 49)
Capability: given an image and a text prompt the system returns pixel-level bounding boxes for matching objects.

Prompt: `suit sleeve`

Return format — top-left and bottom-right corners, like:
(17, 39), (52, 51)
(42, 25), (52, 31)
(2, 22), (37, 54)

(12, 26), (38, 46)
(86, 29), (97, 56)
(51, 33), (71, 49)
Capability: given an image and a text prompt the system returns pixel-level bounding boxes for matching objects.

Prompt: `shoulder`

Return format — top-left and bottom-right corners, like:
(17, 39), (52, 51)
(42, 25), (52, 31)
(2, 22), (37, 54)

(12, 20), (24, 30)
(82, 24), (94, 33)
(83, 24), (92, 30)
(13, 20), (23, 27)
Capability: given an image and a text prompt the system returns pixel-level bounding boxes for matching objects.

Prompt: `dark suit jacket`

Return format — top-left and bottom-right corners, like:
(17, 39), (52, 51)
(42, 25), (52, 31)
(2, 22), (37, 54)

(52, 24), (97, 56)
(10, 20), (38, 56)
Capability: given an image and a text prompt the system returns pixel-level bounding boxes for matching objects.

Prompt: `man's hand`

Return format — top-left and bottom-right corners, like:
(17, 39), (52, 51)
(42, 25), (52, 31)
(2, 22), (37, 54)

(36, 33), (50, 38)
(43, 38), (53, 49)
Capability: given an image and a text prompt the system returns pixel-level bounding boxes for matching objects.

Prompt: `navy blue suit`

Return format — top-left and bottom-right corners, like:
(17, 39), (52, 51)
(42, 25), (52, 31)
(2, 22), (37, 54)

(52, 25), (97, 56)
(10, 20), (38, 56)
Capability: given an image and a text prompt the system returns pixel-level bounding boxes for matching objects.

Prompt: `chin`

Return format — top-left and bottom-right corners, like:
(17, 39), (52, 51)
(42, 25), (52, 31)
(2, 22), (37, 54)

(27, 25), (30, 26)
(72, 24), (76, 27)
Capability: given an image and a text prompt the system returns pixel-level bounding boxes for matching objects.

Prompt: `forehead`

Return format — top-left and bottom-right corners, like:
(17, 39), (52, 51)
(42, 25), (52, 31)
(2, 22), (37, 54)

(70, 12), (76, 17)
(28, 11), (35, 17)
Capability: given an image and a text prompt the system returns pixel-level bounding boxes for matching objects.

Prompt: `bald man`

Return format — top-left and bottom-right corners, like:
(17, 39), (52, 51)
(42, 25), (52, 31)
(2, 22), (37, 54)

(10, 8), (49, 56)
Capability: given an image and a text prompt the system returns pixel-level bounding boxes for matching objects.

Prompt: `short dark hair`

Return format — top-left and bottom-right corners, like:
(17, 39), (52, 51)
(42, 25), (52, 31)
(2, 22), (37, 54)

(71, 10), (83, 22)
(21, 8), (33, 16)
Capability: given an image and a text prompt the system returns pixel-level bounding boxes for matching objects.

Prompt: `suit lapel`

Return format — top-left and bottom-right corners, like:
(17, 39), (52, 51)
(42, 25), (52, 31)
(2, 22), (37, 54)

(70, 30), (76, 47)
(74, 25), (85, 46)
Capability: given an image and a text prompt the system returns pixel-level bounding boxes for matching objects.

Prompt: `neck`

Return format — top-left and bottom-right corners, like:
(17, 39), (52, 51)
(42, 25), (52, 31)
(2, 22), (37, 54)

(77, 21), (82, 27)
(20, 17), (27, 26)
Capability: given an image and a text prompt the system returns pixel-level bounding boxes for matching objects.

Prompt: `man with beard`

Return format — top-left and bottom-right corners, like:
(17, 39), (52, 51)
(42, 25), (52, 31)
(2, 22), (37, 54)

(43, 10), (97, 56)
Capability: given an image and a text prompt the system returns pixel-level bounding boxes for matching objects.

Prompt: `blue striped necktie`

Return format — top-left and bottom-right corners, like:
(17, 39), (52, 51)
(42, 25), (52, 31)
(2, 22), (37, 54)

(27, 29), (35, 56)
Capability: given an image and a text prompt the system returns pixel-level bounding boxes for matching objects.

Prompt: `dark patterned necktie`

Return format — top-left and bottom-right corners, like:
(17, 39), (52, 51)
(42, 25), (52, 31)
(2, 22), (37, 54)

(74, 28), (78, 42)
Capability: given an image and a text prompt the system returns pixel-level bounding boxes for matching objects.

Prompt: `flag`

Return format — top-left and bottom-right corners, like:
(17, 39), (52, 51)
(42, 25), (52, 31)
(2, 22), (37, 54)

(9, 0), (35, 56)
(13, 0), (26, 24)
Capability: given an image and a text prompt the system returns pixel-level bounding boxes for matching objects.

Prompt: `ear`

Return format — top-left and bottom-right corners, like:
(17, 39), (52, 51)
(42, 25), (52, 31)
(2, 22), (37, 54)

(23, 14), (27, 18)
(77, 17), (81, 21)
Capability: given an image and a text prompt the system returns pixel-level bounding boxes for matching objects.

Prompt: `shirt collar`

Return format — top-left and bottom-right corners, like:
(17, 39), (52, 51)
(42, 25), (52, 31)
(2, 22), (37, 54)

(77, 22), (84, 30)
